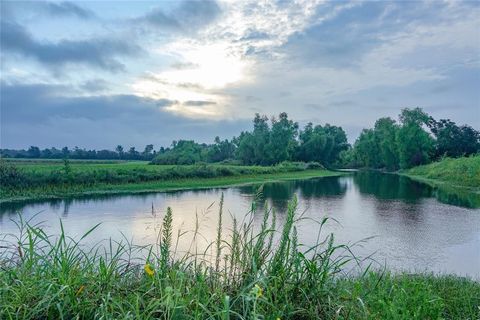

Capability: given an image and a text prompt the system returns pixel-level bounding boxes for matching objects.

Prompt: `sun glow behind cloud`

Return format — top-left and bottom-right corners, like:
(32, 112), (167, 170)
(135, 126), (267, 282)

(130, 0), (329, 119)
(132, 41), (252, 117)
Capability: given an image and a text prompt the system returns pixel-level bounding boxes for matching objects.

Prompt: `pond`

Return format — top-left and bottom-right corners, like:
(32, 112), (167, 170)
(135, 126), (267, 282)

(1, 171), (479, 278)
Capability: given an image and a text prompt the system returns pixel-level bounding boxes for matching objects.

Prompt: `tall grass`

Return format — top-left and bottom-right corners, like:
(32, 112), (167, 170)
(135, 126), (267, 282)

(0, 160), (326, 201)
(1, 197), (478, 319)
(404, 155), (480, 188)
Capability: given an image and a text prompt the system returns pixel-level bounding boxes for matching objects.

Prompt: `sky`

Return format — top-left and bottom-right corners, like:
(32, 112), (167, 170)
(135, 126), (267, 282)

(1, 0), (479, 150)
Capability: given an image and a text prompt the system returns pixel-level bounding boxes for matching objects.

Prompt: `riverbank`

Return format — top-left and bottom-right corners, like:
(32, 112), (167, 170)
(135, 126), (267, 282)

(1, 197), (478, 319)
(400, 155), (480, 191)
(0, 160), (342, 203)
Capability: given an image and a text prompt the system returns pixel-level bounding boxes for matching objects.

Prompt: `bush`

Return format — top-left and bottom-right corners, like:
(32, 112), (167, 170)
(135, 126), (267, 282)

(0, 160), (26, 188)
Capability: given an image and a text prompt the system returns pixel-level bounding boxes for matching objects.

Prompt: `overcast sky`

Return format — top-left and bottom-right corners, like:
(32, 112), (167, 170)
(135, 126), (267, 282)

(1, 0), (479, 150)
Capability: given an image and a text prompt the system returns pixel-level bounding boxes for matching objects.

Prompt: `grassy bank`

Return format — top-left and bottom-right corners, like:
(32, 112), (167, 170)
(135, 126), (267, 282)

(0, 160), (340, 203)
(402, 155), (480, 190)
(1, 197), (478, 319)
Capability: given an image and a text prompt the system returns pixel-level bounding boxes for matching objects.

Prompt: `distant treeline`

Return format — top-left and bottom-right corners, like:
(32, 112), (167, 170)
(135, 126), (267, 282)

(343, 108), (480, 170)
(1, 109), (478, 169)
(0, 145), (157, 161)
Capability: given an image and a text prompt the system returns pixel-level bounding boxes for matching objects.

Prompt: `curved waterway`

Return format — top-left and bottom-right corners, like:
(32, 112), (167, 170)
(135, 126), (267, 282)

(1, 171), (479, 278)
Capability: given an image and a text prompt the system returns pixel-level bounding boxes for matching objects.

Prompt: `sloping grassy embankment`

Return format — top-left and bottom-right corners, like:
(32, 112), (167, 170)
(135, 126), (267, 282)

(402, 155), (480, 190)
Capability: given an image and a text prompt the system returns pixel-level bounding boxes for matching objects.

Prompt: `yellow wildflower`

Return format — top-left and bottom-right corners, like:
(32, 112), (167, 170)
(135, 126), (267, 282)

(76, 285), (85, 296)
(254, 284), (263, 298)
(144, 263), (155, 276)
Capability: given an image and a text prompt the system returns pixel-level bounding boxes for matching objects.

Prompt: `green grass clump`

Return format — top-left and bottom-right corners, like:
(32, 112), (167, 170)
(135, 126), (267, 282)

(404, 155), (480, 189)
(1, 197), (478, 319)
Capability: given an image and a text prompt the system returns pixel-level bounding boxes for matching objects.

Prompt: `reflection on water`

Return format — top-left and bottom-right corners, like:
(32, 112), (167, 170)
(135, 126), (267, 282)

(1, 172), (479, 278)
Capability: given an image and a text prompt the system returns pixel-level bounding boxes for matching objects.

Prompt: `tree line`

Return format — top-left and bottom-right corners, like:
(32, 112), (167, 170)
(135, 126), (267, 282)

(343, 108), (479, 170)
(1, 109), (478, 169)
(0, 145), (158, 161)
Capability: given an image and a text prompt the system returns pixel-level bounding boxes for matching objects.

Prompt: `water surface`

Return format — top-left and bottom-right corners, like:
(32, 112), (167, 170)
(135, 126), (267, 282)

(1, 171), (479, 278)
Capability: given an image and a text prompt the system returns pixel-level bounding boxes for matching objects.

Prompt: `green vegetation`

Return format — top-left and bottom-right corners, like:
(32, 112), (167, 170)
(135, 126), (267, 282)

(343, 108), (479, 170)
(1, 197), (478, 319)
(0, 160), (337, 202)
(2, 110), (478, 172)
(402, 155), (480, 189)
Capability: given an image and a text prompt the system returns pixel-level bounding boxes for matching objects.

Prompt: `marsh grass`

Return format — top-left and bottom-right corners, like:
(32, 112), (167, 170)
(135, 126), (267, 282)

(0, 196), (479, 319)
(0, 161), (338, 202)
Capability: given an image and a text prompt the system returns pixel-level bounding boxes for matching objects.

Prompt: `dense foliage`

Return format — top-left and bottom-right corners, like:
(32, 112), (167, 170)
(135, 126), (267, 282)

(345, 108), (479, 169)
(1, 198), (478, 319)
(152, 112), (348, 167)
(152, 138), (235, 165)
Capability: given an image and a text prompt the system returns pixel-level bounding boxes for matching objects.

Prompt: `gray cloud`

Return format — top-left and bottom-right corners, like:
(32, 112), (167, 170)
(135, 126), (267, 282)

(141, 0), (221, 32)
(156, 99), (178, 107)
(183, 100), (217, 106)
(239, 29), (271, 41)
(0, 82), (249, 149)
(2, 1), (94, 20)
(43, 1), (94, 19)
(1, 20), (140, 72)
(282, 2), (431, 68)
(79, 79), (109, 93)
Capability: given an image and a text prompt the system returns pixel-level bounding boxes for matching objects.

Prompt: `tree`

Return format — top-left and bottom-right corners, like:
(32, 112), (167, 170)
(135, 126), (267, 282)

(235, 132), (256, 165)
(297, 123), (348, 167)
(116, 145), (124, 159)
(27, 146), (40, 158)
(252, 113), (270, 165)
(396, 108), (434, 169)
(428, 118), (480, 158)
(266, 112), (298, 164)
(151, 140), (207, 165)
(142, 144), (154, 160)
(353, 129), (381, 168)
(374, 117), (399, 170)
(207, 137), (235, 163)
(127, 147), (140, 160)
(62, 147), (70, 158)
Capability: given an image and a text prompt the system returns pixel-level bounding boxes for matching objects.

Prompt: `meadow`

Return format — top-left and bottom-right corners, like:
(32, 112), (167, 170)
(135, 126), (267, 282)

(0, 159), (337, 202)
(1, 196), (478, 319)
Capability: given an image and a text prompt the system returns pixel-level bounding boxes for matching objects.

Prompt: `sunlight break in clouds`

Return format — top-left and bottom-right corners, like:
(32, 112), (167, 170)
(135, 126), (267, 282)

(132, 0), (329, 118)
(133, 41), (252, 117)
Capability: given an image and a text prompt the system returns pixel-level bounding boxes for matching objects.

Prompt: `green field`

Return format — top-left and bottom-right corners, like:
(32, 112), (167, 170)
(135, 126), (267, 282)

(0, 160), (340, 202)
(1, 197), (478, 319)
(402, 155), (480, 189)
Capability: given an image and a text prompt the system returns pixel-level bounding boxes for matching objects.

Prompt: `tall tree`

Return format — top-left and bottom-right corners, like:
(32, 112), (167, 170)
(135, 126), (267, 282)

(266, 112), (298, 164)
(116, 145), (124, 159)
(396, 108), (434, 169)
(374, 117), (399, 170)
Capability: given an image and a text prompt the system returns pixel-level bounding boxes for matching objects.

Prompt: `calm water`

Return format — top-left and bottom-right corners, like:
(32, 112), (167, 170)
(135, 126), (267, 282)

(1, 171), (479, 278)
